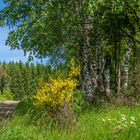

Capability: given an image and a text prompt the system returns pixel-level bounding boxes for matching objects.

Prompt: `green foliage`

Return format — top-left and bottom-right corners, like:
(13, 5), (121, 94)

(0, 19), (4, 26)
(0, 90), (13, 101)
(0, 65), (9, 93)
(72, 89), (86, 112)
(0, 0), (84, 63)
(2, 0), (140, 58)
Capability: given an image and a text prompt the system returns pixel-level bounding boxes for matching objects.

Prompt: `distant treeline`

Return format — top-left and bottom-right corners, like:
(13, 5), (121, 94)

(0, 61), (51, 99)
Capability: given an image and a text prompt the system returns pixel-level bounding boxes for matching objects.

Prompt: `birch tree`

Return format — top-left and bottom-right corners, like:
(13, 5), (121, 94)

(1, 0), (140, 103)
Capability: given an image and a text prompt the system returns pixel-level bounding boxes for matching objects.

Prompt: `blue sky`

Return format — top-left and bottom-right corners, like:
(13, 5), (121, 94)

(0, 1), (43, 63)
(0, 26), (30, 62)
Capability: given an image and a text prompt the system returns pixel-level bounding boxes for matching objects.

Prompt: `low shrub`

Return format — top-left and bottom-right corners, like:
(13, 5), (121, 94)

(33, 59), (84, 127)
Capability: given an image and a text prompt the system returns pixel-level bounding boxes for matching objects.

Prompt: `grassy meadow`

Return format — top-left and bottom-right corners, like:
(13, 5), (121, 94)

(0, 99), (140, 140)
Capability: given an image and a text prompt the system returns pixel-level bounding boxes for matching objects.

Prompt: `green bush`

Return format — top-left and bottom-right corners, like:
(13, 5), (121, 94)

(0, 90), (14, 101)
(72, 89), (86, 112)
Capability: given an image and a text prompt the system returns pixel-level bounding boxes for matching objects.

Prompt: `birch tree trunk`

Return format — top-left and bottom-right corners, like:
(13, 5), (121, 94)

(96, 29), (105, 97)
(123, 39), (132, 93)
(75, 1), (96, 102)
(82, 35), (93, 102)
(104, 54), (111, 97)
(132, 41), (138, 95)
(82, 16), (95, 102)
(115, 41), (121, 94)
(88, 49), (98, 96)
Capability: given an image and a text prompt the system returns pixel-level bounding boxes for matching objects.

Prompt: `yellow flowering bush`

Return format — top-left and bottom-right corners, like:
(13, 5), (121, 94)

(33, 59), (80, 112)
(68, 58), (81, 78)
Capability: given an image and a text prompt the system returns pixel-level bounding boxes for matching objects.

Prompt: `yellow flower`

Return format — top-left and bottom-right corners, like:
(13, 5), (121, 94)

(33, 58), (81, 112)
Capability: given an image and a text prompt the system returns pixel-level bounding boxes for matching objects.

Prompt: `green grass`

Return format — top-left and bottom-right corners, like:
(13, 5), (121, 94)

(0, 101), (140, 140)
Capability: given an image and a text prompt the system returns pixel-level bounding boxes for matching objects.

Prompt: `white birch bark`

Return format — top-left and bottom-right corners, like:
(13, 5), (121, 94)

(123, 40), (131, 93)
(82, 16), (94, 102)
(103, 54), (111, 97)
